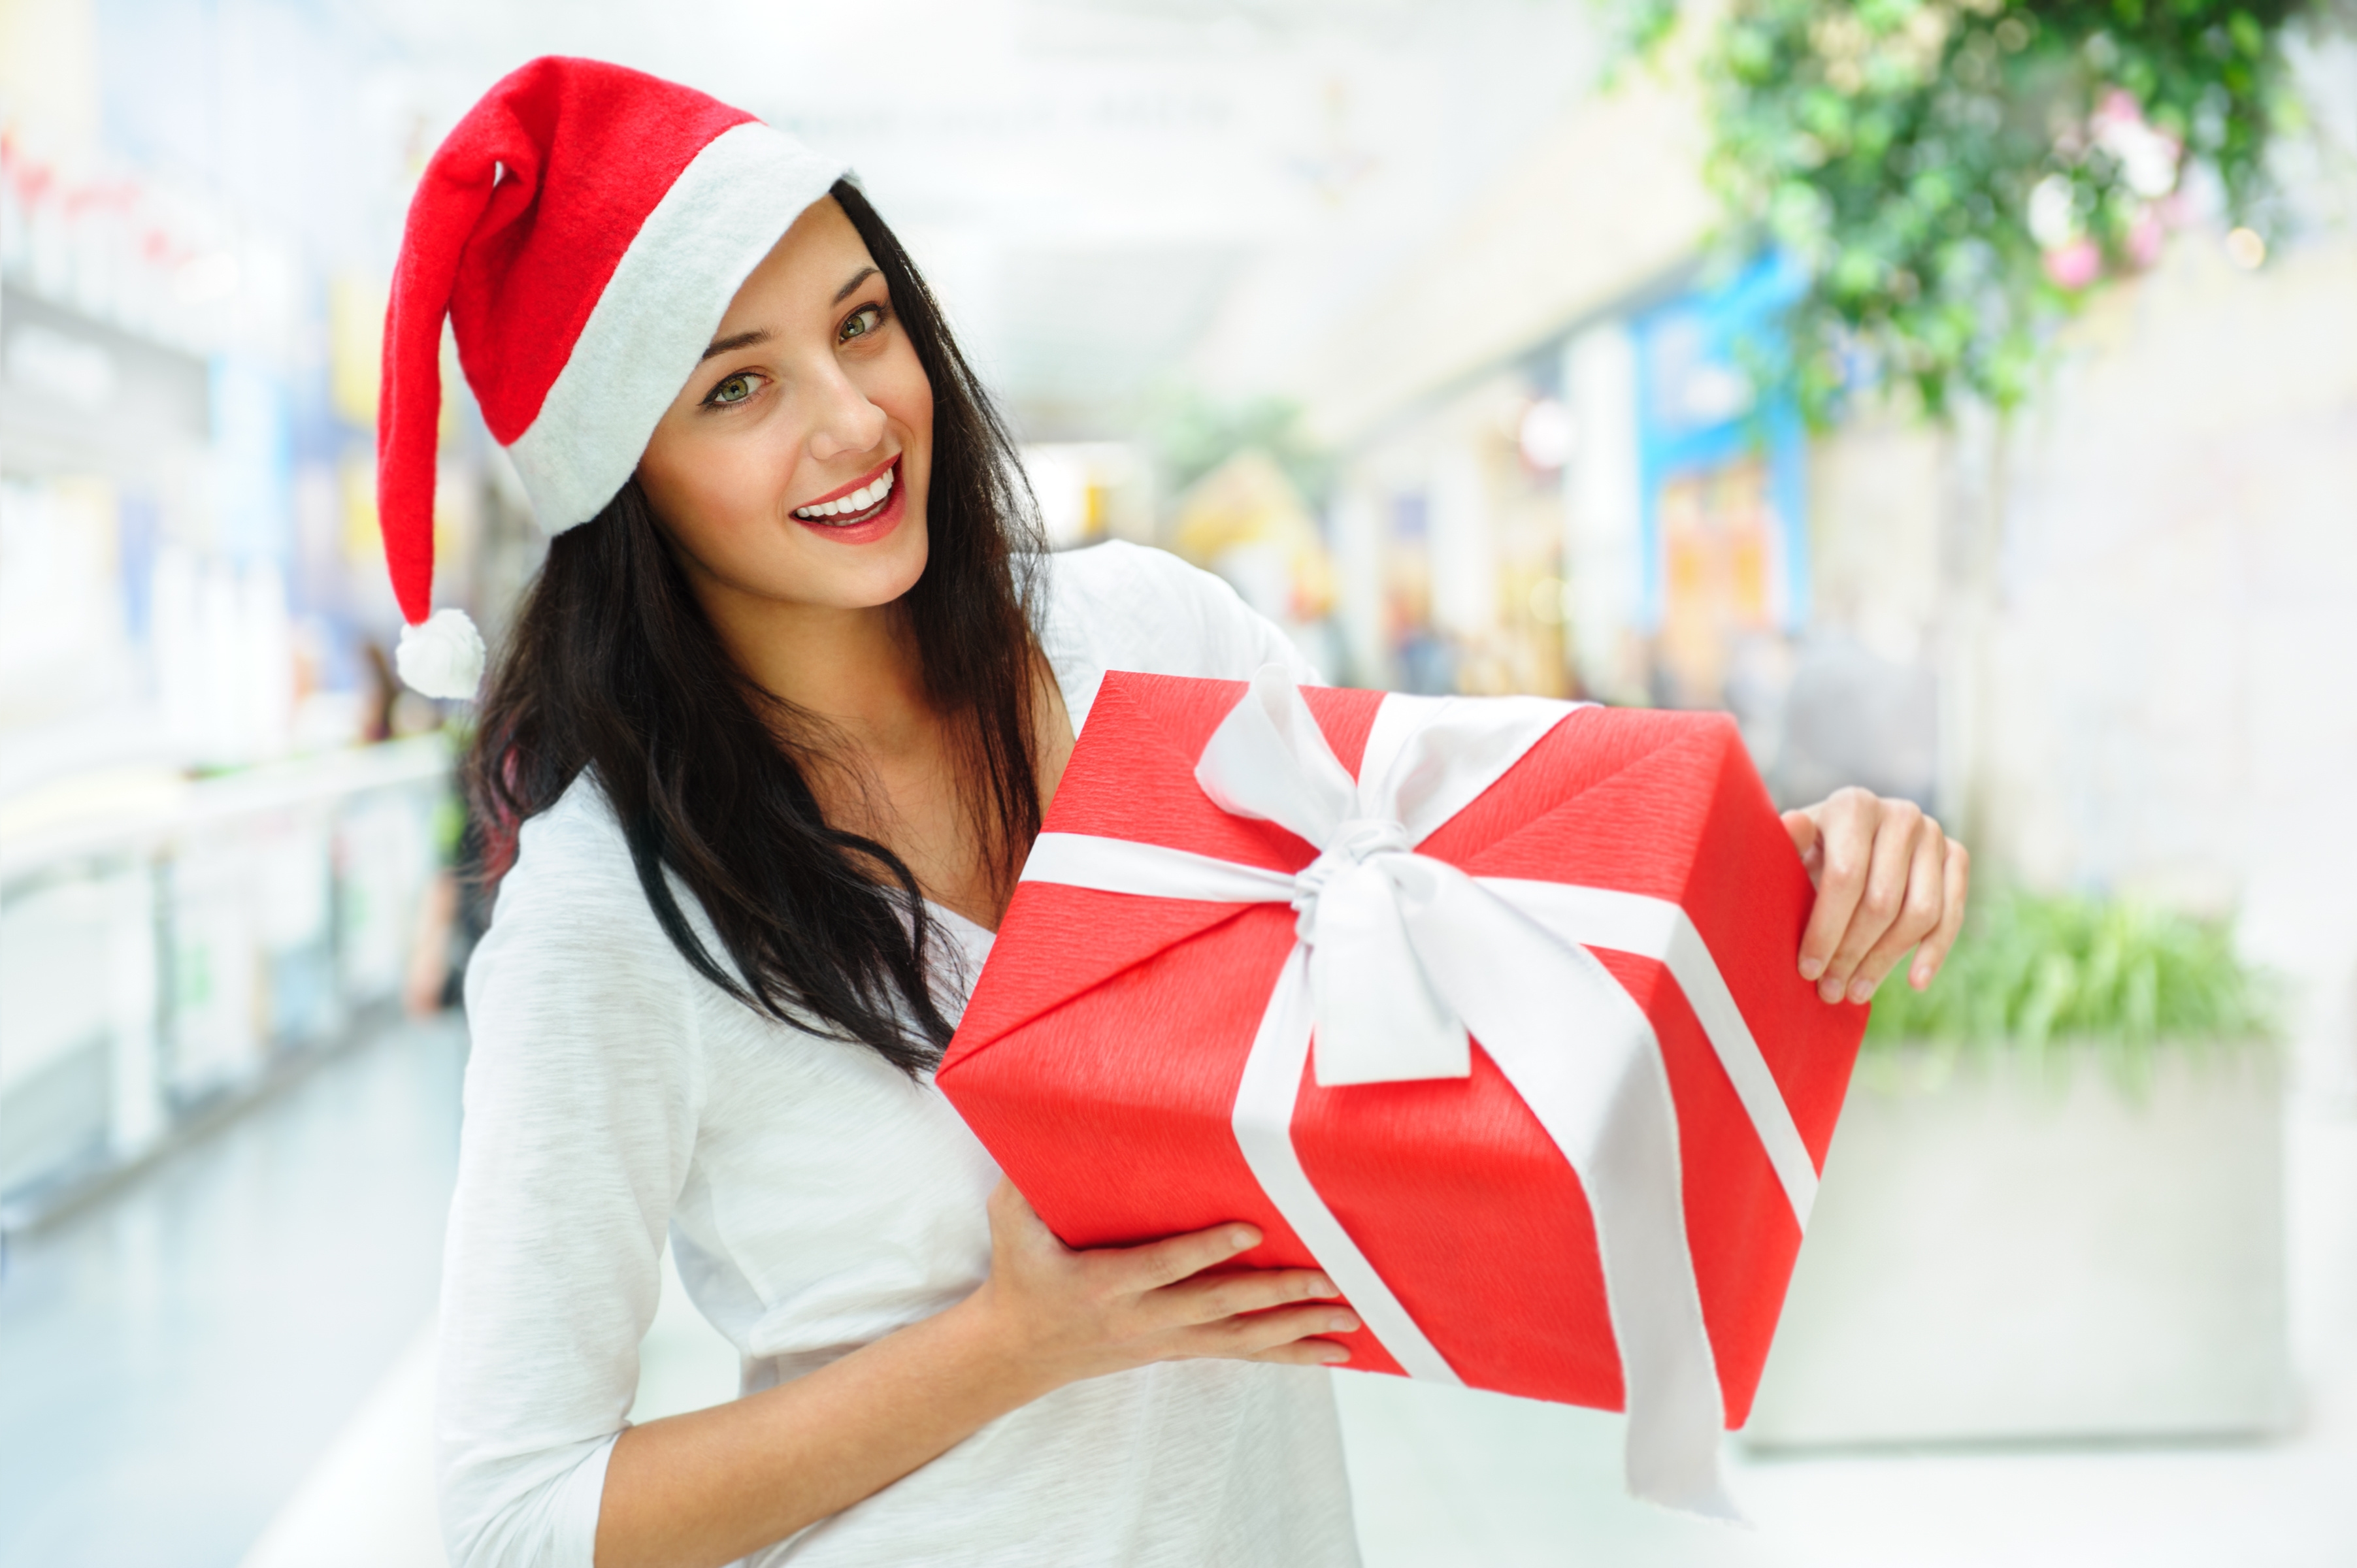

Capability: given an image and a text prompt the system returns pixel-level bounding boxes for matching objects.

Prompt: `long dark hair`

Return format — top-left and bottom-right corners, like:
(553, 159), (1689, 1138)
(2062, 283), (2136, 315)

(467, 179), (1046, 1075)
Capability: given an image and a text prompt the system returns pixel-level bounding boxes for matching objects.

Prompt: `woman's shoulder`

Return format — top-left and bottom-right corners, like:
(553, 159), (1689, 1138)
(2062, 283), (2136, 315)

(495, 774), (645, 917)
(1041, 538), (1230, 625)
(475, 774), (685, 987)
(463, 772), (714, 1083)
(1037, 542), (1312, 720)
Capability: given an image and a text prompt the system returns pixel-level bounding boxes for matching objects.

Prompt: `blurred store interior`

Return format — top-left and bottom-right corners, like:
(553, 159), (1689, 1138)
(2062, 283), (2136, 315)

(3, 0), (2356, 1563)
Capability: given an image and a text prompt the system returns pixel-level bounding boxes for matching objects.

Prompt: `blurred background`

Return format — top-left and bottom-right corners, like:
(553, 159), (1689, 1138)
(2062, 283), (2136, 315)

(2, 0), (2354, 1563)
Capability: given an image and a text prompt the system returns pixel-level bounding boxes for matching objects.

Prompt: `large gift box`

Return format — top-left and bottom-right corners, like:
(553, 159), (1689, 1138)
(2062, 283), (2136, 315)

(937, 668), (1868, 1512)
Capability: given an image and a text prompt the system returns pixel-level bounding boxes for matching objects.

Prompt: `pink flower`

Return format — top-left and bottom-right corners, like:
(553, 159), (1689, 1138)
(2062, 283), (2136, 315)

(2126, 206), (2166, 269)
(2043, 238), (2103, 290)
(2090, 88), (2181, 198)
(2092, 88), (2142, 131)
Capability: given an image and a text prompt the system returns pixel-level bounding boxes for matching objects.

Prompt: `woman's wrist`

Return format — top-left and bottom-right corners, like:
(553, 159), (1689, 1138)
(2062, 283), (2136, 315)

(598, 1277), (1075, 1568)
(933, 1277), (1070, 1413)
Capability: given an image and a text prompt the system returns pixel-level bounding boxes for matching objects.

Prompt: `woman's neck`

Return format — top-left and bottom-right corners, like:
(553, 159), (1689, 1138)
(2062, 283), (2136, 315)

(705, 588), (935, 760)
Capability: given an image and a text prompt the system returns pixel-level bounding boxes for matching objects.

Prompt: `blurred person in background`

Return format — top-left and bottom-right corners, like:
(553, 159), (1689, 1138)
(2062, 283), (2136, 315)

(404, 796), (491, 1019)
(384, 59), (1966, 1568)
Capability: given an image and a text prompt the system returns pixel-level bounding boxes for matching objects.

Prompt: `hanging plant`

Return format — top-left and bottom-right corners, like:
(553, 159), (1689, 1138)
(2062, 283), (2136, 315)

(1621, 0), (2324, 419)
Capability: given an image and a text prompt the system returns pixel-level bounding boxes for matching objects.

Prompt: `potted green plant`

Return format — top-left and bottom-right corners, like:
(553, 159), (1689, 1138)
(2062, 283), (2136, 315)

(1743, 891), (2292, 1447)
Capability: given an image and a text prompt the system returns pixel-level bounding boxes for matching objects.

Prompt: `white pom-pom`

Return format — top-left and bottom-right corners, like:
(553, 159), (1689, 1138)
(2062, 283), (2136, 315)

(396, 608), (486, 700)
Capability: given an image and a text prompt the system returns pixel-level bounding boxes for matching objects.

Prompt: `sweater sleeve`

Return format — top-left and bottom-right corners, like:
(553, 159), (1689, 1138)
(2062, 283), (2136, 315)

(435, 791), (708, 1568)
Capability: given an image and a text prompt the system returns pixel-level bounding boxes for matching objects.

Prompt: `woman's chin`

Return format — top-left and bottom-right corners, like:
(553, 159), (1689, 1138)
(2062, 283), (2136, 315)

(783, 519), (930, 612)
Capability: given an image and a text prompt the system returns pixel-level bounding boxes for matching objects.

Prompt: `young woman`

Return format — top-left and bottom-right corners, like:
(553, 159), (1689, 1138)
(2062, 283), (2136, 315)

(387, 59), (1968, 1568)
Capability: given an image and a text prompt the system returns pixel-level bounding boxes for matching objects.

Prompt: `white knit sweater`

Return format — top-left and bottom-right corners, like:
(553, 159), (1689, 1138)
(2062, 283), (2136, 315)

(437, 543), (1359, 1567)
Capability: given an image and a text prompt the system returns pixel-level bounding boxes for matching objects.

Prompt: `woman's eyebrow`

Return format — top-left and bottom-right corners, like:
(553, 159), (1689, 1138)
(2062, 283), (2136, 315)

(700, 328), (771, 363)
(697, 269), (878, 361)
(833, 265), (879, 304)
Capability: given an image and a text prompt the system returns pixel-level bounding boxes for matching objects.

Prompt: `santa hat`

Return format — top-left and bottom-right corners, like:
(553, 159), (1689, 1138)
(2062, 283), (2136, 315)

(378, 57), (843, 698)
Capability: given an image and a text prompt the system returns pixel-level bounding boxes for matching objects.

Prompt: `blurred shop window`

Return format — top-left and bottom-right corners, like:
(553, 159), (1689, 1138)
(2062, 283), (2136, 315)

(329, 272), (389, 428)
(0, 747), (451, 1228)
(1561, 321), (1649, 708)
(0, 868), (156, 1197)
(1518, 398), (1576, 472)
(1338, 369), (1577, 701)
(1021, 442), (1151, 551)
(1385, 491), (1455, 696)
(0, 473), (137, 728)
(1630, 255), (1810, 727)
(1653, 458), (1783, 708)
(1173, 449), (1339, 681)
(0, 117), (471, 1228)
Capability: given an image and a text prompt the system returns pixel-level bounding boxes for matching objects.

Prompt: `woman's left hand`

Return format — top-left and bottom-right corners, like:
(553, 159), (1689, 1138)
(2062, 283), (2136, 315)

(1781, 787), (1970, 1007)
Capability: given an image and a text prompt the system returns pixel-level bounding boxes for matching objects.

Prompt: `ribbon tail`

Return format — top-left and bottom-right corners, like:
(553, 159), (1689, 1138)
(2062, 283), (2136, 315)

(1475, 877), (1820, 1231)
(1310, 860), (1468, 1086)
(1399, 866), (1739, 1520)
(1591, 1045), (1744, 1520)
(1230, 945), (1463, 1387)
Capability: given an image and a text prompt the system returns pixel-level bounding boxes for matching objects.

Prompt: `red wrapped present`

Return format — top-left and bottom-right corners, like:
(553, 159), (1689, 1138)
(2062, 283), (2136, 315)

(937, 668), (1866, 1513)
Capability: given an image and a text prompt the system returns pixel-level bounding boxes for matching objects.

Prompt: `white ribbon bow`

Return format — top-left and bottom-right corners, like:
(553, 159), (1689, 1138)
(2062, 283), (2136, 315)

(1023, 667), (1821, 1518)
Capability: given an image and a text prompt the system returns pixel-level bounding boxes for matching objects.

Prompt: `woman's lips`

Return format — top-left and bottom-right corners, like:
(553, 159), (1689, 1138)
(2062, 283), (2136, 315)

(791, 458), (906, 546)
(795, 455), (898, 514)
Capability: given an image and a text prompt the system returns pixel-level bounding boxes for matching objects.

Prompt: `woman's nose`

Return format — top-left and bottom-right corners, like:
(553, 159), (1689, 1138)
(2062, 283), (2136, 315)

(805, 365), (887, 463)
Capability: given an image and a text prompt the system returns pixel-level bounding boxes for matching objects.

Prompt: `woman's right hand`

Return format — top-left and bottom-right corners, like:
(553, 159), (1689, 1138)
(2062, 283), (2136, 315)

(596, 1180), (1353, 1568)
(963, 1179), (1359, 1396)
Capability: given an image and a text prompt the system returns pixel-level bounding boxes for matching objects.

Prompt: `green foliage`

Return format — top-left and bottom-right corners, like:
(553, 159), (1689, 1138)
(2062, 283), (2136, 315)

(1864, 890), (2275, 1060)
(1620, 0), (2318, 419)
(1146, 391), (1334, 508)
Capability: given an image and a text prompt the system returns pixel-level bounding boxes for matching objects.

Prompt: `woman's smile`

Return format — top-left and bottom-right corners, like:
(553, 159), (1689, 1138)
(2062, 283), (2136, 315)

(793, 455), (898, 520)
(790, 455), (906, 545)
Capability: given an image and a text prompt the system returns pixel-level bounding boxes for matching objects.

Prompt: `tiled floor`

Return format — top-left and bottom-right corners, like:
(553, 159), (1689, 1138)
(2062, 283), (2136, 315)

(7, 1019), (2354, 1567)
(0, 1017), (467, 1568)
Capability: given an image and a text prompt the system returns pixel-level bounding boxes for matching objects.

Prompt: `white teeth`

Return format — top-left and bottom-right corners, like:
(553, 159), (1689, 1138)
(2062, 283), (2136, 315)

(795, 465), (895, 522)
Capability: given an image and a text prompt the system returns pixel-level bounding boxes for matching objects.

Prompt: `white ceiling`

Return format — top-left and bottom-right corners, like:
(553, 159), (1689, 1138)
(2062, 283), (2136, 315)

(94, 0), (1614, 437)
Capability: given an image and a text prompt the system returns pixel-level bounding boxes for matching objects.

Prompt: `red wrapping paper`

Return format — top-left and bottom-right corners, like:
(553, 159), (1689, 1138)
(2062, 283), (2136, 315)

(938, 672), (1868, 1426)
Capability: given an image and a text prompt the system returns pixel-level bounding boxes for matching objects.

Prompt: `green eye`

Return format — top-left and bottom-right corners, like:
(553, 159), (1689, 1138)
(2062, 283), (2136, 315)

(840, 303), (883, 342)
(708, 373), (755, 406)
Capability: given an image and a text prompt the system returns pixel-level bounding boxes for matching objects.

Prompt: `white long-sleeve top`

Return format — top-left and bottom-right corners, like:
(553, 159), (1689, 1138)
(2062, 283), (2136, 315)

(438, 542), (1359, 1568)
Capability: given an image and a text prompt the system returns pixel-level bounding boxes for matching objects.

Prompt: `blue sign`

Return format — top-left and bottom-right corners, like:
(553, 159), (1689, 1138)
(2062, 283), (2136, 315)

(1630, 253), (1809, 634)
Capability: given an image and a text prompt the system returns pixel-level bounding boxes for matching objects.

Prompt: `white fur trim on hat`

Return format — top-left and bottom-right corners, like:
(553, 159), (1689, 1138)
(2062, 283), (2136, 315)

(505, 121), (845, 532)
(397, 608), (487, 700)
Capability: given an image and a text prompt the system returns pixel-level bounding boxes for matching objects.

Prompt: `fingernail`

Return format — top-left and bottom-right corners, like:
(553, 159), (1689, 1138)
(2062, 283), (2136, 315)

(1818, 977), (1844, 1004)
(1798, 956), (1824, 982)
(1329, 1311), (1360, 1333)
(1320, 1347), (1352, 1364)
(1229, 1227), (1260, 1250)
(1308, 1275), (1336, 1297)
(1850, 977), (1877, 1004)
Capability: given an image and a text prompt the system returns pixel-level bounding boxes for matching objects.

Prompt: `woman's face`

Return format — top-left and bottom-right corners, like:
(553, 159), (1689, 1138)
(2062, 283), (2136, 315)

(638, 197), (933, 617)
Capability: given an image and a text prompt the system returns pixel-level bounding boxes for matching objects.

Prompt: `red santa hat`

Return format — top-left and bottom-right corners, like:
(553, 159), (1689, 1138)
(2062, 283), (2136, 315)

(378, 56), (844, 697)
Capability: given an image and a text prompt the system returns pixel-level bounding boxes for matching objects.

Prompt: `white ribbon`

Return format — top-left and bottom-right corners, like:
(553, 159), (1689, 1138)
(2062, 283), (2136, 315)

(1022, 666), (1816, 1517)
